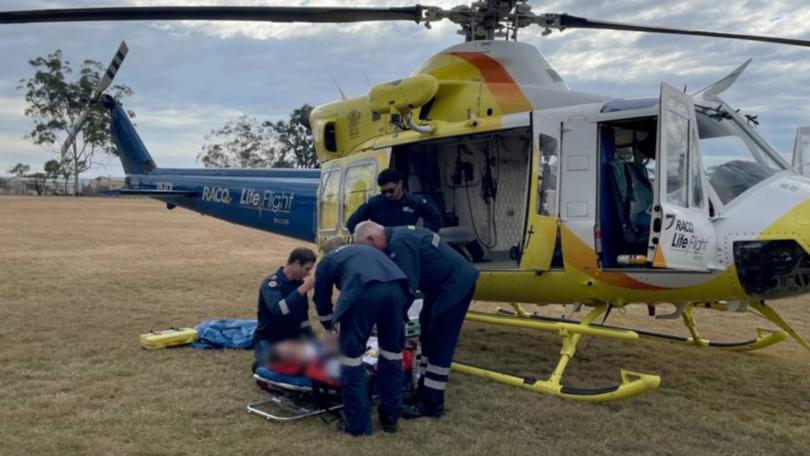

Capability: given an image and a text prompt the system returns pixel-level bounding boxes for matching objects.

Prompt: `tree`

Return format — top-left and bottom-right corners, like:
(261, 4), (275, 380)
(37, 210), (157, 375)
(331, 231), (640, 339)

(265, 104), (318, 169)
(198, 104), (318, 170)
(58, 159), (73, 194)
(28, 172), (48, 196)
(8, 163), (31, 177)
(44, 159), (61, 189)
(198, 115), (286, 168)
(18, 50), (134, 196)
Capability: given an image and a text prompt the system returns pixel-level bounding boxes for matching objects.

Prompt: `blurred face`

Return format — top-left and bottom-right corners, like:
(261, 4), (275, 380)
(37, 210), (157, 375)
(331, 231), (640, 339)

(380, 180), (404, 201)
(285, 261), (314, 281)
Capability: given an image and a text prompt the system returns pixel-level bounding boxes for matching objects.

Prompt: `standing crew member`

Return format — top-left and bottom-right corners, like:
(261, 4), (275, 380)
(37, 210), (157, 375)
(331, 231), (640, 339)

(345, 168), (443, 234)
(313, 239), (411, 436)
(354, 221), (479, 419)
(253, 247), (317, 373)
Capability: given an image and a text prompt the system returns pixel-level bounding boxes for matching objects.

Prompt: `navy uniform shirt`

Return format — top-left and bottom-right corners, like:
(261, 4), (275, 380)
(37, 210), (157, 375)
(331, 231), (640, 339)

(254, 266), (313, 343)
(346, 192), (443, 234)
(385, 226), (479, 316)
(313, 244), (410, 330)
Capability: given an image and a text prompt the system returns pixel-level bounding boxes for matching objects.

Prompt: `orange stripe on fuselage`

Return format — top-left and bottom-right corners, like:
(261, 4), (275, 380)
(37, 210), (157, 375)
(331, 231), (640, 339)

(561, 225), (669, 291)
(449, 51), (532, 114)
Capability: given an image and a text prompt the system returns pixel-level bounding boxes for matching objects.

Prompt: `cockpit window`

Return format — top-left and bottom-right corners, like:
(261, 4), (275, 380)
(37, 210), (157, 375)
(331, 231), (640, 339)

(696, 106), (784, 204)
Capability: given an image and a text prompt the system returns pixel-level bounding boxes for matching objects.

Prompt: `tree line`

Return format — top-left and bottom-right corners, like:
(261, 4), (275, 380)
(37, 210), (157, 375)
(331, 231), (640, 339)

(8, 49), (318, 196)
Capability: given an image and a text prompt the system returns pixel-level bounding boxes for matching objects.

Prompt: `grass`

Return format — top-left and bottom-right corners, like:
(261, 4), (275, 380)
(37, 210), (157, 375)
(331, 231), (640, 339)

(1, 195), (809, 455)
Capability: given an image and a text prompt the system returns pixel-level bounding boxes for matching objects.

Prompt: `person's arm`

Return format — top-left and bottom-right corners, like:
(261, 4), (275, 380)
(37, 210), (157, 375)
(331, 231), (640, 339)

(416, 196), (443, 232)
(312, 260), (336, 330)
(389, 240), (420, 296)
(291, 275), (315, 338)
(299, 320), (315, 338)
(346, 200), (371, 234)
(260, 285), (286, 316)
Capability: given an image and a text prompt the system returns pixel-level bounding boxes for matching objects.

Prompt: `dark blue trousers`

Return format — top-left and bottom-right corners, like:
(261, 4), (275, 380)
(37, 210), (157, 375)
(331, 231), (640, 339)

(418, 284), (476, 411)
(252, 339), (272, 373)
(338, 281), (407, 435)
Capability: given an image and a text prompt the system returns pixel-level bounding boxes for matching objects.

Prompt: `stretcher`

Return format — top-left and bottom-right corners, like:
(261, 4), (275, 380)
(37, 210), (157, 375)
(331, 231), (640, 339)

(247, 366), (346, 422)
(248, 320), (422, 423)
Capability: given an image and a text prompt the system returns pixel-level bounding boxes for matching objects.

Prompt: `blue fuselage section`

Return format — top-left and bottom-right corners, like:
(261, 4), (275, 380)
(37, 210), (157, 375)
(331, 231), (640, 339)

(126, 168), (320, 242)
(105, 95), (320, 242)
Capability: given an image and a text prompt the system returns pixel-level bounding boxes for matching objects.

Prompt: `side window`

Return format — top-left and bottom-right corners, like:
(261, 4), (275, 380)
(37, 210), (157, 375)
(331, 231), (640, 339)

(319, 169), (341, 231)
(689, 124), (704, 208)
(664, 102), (689, 207)
(342, 163), (377, 226)
(538, 134), (559, 216)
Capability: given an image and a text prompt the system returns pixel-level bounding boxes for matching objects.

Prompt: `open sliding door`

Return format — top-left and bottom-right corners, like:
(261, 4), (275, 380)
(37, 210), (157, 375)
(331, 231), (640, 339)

(520, 111), (562, 271)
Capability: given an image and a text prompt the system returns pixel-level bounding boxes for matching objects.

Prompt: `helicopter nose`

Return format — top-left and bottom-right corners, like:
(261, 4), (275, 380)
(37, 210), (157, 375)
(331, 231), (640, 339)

(732, 191), (810, 300)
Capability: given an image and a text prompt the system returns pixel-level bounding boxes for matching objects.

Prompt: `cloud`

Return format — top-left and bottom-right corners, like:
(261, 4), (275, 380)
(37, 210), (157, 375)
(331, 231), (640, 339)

(2, 0), (810, 171)
(0, 95), (28, 120)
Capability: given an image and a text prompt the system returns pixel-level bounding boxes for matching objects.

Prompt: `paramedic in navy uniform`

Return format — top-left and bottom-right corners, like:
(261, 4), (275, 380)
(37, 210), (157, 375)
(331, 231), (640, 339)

(313, 237), (411, 436)
(354, 221), (479, 419)
(345, 168), (443, 234)
(252, 247), (317, 373)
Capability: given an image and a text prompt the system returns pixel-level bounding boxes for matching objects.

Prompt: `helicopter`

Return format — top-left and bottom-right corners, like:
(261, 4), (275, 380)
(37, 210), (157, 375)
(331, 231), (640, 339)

(4, 0), (810, 402)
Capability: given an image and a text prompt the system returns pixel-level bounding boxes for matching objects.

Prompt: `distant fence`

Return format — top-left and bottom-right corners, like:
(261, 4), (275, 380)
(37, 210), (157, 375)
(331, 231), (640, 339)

(0, 176), (123, 196)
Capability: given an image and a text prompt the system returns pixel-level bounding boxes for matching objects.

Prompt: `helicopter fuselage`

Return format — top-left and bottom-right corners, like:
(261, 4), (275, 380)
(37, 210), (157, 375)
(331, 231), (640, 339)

(116, 39), (810, 309)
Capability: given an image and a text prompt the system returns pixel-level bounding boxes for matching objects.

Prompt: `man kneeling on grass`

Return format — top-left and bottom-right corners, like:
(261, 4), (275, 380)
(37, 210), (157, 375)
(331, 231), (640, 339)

(252, 247), (317, 373)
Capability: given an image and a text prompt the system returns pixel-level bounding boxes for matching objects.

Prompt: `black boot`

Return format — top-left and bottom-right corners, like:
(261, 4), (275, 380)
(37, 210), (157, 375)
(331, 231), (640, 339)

(401, 403), (444, 420)
(379, 416), (398, 433)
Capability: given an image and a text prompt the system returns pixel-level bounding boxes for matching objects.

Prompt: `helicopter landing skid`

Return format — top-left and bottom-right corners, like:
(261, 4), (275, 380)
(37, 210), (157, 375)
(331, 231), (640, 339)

(455, 304), (661, 402)
(496, 302), (793, 353)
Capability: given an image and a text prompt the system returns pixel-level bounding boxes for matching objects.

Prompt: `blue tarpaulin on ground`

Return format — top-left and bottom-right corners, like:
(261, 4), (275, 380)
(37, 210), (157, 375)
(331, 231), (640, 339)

(191, 319), (256, 349)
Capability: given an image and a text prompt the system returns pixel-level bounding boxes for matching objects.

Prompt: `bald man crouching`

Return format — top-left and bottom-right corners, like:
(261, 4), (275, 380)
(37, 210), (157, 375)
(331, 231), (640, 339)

(354, 221), (479, 419)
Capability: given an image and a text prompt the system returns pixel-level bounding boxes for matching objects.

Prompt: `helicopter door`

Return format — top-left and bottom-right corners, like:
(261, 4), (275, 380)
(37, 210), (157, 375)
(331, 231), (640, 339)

(520, 111), (561, 270)
(316, 148), (390, 245)
(647, 83), (717, 271)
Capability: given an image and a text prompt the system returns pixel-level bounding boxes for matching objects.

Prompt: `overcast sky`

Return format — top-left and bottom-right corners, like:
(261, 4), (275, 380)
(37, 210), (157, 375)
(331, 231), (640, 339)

(2, 0), (810, 177)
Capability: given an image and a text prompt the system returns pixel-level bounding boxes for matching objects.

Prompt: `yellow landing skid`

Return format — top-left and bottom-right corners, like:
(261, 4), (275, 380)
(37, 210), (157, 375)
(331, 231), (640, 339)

(497, 304), (787, 353)
(749, 300), (810, 351)
(456, 305), (661, 402)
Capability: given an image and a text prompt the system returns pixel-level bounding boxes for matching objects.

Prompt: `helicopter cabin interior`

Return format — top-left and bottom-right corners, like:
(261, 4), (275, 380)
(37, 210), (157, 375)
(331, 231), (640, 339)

(597, 115), (658, 269)
(389, 127), (534, 270)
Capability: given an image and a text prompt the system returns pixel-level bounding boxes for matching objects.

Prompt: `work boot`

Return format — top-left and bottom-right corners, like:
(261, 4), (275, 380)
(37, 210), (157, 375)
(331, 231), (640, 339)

(336, 419), (367, 436)
(379, 416), (398, 433)
(401, 403), (444, 420)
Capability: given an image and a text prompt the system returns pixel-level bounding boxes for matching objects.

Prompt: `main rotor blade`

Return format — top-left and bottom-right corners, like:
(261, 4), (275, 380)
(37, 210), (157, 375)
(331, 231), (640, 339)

(96, 41), (128, 95)
(548, 14), (810, 48)
(61, 41), (129, 158)
(0, 6), (424, 24)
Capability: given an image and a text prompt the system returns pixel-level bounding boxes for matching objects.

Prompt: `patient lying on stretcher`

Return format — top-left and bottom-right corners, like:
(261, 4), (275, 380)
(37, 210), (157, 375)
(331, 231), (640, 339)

(263, 335), (344, 388)
(257, 333), (415, 390)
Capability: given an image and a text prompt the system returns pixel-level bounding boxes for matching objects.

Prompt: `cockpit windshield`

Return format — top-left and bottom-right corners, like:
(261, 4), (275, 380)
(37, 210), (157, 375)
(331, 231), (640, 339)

(696, 106), (784, 204)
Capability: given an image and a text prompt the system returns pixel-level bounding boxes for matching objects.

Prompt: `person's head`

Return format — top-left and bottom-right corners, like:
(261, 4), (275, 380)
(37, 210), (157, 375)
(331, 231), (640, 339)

(321, 236), (348, 255)
(283, 247), (317, 280)
(377, 168), (404, 201)
(353, 221), (387, 251)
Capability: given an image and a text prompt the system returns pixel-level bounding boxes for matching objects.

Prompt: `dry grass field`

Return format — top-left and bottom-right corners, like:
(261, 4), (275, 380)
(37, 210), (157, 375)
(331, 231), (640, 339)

(1, 195), (809, 456)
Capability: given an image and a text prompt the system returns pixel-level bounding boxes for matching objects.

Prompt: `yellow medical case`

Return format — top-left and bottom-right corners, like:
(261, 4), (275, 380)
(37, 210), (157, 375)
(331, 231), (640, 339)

(140, 327), (198, 350)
